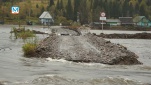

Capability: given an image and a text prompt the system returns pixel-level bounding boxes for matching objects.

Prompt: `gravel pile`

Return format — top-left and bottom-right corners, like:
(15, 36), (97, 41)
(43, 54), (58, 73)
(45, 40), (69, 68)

(34, 33), (142, 65)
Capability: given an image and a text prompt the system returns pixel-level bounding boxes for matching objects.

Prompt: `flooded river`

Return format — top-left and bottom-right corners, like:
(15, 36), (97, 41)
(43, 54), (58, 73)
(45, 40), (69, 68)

(0, 25), (151, 85)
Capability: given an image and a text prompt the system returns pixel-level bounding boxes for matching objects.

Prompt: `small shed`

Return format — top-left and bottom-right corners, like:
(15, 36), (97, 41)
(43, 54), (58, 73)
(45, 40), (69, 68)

(106, 19), (121, 26)
(133, 16), (151, 27)
(39, 11), (54, 25)
(119, 17), (134, 26)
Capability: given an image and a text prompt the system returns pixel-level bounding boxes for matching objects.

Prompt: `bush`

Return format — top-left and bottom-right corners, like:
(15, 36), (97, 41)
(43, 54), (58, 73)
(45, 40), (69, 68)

(22, 38), (38, 57)
(72, 22), (81, 26)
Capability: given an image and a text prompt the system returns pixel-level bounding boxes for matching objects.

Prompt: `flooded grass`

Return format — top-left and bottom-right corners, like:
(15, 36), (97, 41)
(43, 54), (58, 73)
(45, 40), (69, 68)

(11, 27), (35, 39)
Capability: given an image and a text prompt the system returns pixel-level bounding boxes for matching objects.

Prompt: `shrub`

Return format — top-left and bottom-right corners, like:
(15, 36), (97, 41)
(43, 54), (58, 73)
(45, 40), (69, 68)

(22, 38), (38, 57)
(11, 27), (35, 39)
(17, 30), (35, 39)
(72, 22), (81, 26)
(22, 43), (37, 56)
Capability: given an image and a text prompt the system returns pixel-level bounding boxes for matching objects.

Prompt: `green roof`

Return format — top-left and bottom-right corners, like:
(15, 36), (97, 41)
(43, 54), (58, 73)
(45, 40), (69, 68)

(133, 16), (149, 23)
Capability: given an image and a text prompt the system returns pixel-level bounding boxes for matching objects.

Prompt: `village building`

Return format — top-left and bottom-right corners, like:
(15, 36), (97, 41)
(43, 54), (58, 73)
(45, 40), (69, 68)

(39, 11), (54, 25)
(106, 19), (121, 26)
(133, 16), (151, 27)
(119, 17), (134, 26)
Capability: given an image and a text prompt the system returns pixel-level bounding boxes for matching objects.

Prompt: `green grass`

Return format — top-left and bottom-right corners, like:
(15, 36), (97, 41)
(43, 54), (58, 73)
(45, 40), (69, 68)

(17, 30), (35, 39)
(11, 27), (35, 39)
(22, 42), (37, 57)
(22, 38), (38, 57)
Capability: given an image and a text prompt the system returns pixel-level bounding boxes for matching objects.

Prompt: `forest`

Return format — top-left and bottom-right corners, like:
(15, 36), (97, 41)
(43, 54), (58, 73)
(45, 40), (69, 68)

(0, 0), (151, 25)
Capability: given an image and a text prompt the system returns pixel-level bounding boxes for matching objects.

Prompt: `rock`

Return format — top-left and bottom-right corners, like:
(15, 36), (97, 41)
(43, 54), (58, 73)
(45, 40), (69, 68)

(33, 33), (142, 65)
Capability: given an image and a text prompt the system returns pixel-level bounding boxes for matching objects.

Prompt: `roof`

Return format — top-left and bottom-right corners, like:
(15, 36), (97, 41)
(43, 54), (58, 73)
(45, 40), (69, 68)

(133, 16), (149, 23)
(39, 11), (52, 19)
(106, 19), (120, 23)
(119, 17), (133, 24)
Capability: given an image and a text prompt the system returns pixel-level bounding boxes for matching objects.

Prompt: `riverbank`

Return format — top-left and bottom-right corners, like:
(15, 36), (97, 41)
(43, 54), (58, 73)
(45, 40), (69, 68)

(94, 32), (151, 39)
(91, 26), (151, 31)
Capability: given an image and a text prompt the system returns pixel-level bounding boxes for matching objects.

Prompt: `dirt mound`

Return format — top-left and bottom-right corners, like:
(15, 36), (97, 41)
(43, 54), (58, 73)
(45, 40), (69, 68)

(98, 33), (151, 39)
(34, 34), (142, 65)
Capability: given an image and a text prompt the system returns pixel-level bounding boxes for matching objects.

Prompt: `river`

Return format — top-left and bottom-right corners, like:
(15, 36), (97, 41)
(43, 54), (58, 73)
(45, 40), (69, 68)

(0, 25), (151, 85)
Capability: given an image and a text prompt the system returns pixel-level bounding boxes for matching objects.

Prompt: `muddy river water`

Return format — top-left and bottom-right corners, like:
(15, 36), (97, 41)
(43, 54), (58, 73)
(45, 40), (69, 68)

(0, 25), (151, 85)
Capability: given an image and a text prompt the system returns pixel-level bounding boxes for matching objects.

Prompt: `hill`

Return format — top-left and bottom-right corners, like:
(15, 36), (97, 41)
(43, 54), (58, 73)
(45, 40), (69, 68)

(0, 0), (151, 25)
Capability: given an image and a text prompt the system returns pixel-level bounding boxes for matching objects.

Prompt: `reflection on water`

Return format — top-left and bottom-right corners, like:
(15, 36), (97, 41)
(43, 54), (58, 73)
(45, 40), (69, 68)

(0, 25), (151, 85)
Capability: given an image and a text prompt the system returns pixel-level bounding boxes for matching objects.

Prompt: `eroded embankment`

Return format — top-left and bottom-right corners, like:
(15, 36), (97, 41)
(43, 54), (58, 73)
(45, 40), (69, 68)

(96, 33), (151, 39)
(34, 33), (142, 65)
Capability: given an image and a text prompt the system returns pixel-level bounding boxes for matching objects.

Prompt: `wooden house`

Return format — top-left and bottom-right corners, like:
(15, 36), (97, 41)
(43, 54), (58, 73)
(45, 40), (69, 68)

(133, 16), (151, 27)
(39, 11), (54, 25)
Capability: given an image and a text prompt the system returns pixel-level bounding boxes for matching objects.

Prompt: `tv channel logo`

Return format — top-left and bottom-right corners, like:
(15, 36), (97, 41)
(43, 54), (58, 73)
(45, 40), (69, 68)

(11, 6), (19, 14)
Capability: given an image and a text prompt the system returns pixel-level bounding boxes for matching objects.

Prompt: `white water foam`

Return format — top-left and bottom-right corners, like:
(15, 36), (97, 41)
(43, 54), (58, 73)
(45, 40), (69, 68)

(46, 58), (68, 63)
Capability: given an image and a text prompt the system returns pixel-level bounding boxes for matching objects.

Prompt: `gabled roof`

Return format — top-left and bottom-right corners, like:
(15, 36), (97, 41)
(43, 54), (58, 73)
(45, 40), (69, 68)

(119, 17), (133, 24)
(133, 16), (149, 23)
(106, 19), (120, 23)
(39, 11), (52, 19)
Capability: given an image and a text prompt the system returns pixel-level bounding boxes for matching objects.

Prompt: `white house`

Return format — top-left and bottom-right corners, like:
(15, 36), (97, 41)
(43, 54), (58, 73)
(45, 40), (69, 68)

(39, 11), (54, 25)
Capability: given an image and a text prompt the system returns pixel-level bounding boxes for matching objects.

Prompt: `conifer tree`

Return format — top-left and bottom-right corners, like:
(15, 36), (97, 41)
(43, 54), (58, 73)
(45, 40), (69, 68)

(139, 5), (145, 16)
(66, 0), (73, 20)
(79, 0), (88, 24)
(56, 0), (60, 10)
(49, 0), (54, 7)
(60, 0), (63, 9)
(73, 0), (80, 21)
(122, 0), (129, 17)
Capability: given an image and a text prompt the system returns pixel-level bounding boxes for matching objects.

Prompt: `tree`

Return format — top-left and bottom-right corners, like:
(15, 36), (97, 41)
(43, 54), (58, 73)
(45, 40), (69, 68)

(60, 0), (63, 9)
(92, 6), (101, 22)
(122, 0), (129, 17)
(139, 4), (145, 16)
(56, 0), (60, 10)
(49, 0), (54, 7)
(79, 0), (88, 24)
(129, 3), (134, 17)
(36, 4), (39, 8)
(92, 0), (99, 9)
(138, 0), (142, 3)
(135, 2), (140, 14)
(66, 0), (73, 20)
(41, 6), (45, 14)
(73, 0), (80, 21)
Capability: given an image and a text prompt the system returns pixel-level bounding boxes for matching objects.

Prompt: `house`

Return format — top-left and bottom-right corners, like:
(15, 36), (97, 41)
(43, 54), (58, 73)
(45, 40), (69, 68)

(106, 19), (121, 26)
(39, 11), (54, 25)
(133, 16), (151, 27)
(119, 17), (134, 26)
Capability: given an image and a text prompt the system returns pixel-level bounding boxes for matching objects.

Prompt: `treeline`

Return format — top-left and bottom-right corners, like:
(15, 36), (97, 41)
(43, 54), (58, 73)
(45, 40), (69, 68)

(49, 0), (151, 24)
(0, 0), (151, 25)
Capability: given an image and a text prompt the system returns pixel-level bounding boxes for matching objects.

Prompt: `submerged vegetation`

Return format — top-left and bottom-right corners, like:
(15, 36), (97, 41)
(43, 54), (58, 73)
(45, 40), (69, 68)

(10, 26), (38, 57)
(11, 27), (35, 39)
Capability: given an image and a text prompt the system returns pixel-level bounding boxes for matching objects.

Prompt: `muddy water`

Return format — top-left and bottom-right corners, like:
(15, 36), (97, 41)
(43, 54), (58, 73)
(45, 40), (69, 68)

(0, 25), (151, 85)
